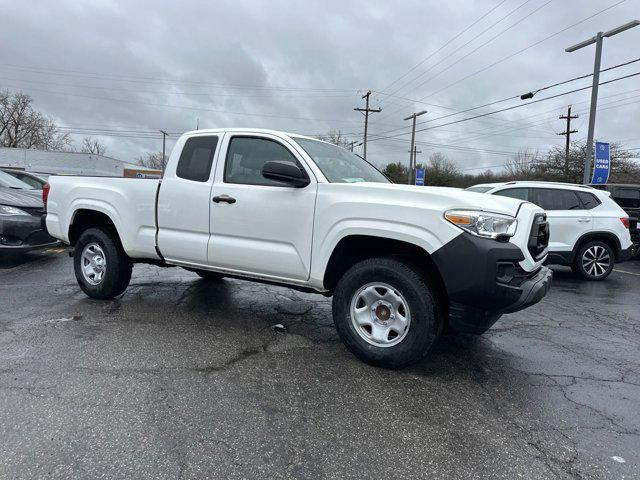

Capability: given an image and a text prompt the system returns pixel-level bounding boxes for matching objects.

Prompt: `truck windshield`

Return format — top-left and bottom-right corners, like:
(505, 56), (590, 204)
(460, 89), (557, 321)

(293, 137), (389, 184)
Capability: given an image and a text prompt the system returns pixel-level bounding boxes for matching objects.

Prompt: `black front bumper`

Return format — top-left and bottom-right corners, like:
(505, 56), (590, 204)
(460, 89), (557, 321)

(0, 214), (59, 252)
(432, 234), (553, 334)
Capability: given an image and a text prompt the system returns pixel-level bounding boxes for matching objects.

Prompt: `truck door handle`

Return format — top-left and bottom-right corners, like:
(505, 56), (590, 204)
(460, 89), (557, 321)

(212, 195), (236, 204)
(577, 218), (591, 222)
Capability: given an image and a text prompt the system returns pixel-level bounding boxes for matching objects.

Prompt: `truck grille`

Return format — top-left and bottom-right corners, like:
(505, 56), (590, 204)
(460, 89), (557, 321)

(528, 213), (549, 261)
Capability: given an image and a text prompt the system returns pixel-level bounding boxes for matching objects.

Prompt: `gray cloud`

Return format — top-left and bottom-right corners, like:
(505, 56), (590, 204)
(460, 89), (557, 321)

(0, 0), (638, 169)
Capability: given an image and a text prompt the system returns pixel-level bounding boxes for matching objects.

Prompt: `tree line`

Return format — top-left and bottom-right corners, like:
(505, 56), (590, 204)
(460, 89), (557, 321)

(381, 143), (639, 187)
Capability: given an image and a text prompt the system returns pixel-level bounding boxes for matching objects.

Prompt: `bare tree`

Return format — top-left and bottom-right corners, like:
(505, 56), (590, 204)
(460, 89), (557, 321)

(80, 136), (107, 155)
(0, 90), (70, 150)
(424, 152), (460, 186)
(504, 149), (541, 180)
(316, 129), (351, 148)
(137, 151), (167, 171)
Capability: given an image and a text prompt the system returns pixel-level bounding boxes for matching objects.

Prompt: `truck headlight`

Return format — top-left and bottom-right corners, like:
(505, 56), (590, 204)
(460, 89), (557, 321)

(444, 209), (517, 239)
(0, 205), (28, 216)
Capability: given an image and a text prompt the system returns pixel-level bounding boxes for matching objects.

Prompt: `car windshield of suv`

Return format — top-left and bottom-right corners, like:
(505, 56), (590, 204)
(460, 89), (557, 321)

(0, 170), (35, 189)
(293, 137), (389, 183)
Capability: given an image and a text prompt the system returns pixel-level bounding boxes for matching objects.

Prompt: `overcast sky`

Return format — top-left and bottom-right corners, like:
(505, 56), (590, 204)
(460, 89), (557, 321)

(1, 0), (639, 171)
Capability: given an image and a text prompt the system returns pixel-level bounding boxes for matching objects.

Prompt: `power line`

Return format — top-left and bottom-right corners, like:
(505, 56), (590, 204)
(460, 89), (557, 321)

(388, 71), (640, 139)
(367, 64), (640, 140)
(0, 62), (359, 93)
(0, 75), (356, 99)
(0, 83), (367, 126)
(375, 0), (627, 124)
(379, 0), (540, 113)
(392, 0), (555, 101)
(415, 0), (627, 103)
(379, 0), (511, 92)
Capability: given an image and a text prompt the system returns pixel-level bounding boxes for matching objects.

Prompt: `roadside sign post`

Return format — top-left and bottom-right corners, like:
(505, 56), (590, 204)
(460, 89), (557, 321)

(415, 168), (425, 186)
(591, 141), (610, 185)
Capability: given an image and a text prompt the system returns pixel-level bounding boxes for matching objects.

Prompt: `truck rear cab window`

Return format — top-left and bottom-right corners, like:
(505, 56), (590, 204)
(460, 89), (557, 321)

(176, 136), (219, 182)
(495, 188), (529, 201)
(531, 188), (581, 210)
(224, 136), (300, 186)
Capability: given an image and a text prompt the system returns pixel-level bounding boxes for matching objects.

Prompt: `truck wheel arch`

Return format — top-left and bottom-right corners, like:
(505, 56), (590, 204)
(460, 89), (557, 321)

(68, 209), (124, 248)
(322, 235), (448, 303)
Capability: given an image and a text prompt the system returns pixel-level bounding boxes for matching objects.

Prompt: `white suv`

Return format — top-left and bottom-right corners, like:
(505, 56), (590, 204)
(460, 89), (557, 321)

(468, 182), (633, 280)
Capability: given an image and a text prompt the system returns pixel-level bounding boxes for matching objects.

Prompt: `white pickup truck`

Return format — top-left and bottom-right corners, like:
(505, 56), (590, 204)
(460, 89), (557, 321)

(45, 128), (552, 368)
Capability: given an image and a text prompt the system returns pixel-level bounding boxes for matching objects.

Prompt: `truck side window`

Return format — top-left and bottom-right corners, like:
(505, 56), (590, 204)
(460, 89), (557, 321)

(531, 188), (582, 210)
(494, 188), (529, 201)
(224, 137), (300, 186)
(176, 136), (219, 182)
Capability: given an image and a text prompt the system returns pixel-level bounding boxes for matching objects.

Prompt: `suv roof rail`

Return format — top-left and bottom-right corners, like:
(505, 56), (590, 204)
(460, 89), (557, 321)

(503, 180), (599, 189)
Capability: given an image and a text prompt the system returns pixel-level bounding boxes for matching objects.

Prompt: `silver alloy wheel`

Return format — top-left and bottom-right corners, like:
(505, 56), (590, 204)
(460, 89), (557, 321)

(81, 243), (107, 285)
(349, 282), (411, 348)
(582, 245), (611, 278)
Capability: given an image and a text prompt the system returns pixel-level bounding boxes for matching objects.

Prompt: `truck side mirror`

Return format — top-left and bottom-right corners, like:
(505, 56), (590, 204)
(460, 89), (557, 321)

(262, 161), (310, 188)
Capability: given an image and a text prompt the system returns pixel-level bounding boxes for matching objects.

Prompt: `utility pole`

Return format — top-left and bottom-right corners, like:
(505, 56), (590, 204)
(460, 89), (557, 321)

(558, 106), (578, 182)
(159, 130), (168, 172)
(403, 110), (428, 185)
(347, 141), (361, 152)
(354, 91), (381, 160)
(565, 20), (639, 184)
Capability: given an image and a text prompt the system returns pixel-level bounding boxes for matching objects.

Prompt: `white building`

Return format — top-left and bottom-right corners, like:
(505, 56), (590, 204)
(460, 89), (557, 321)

(0, 147), (160, 177)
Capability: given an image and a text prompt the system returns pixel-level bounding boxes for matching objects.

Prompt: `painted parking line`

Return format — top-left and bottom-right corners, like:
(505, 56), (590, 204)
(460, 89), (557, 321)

(614, 269), (640, 276)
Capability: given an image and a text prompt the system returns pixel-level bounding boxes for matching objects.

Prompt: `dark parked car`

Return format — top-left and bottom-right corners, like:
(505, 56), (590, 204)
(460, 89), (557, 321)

(594, 184), (640, 255)
(0, 171), (58, 253)
(1, 168), (50, 189)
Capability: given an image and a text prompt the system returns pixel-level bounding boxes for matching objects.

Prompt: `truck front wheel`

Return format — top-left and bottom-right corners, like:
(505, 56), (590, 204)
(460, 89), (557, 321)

(332, 257), (443, 369)
(73, 227), (132, 299)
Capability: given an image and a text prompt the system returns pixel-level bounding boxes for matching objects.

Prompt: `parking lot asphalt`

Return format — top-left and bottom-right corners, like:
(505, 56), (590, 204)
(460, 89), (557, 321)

(1, 250), (639, 479)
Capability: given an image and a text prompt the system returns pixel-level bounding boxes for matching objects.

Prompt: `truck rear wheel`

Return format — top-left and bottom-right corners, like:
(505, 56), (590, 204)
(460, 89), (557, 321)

(332, 257), (443, 369)
(73, 227), (132, 299)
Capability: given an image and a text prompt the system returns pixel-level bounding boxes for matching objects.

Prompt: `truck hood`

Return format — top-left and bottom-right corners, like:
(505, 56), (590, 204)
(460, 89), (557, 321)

(342, 182), (525, 216)
(0, 187), (44, 208)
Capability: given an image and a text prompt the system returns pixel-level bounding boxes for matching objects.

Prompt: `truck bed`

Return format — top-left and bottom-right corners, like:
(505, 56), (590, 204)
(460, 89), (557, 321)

(45, 176), (161, 260)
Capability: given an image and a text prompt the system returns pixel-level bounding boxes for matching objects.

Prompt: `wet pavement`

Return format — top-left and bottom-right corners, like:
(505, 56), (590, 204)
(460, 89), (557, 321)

(1, 250), (639, 479)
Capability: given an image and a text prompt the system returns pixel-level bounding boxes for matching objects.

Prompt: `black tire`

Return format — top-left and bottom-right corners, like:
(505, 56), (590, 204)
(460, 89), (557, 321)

(332, 257), (443, 369)
(73, 227), (132, 299)
(572, 240), (615, 281)
(190, 269), (225, 281)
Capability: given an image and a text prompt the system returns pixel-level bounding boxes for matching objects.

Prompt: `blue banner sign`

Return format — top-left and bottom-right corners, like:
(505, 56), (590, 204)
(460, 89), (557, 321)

(415, 168), (425, 186)
(591, 141), (610, 185)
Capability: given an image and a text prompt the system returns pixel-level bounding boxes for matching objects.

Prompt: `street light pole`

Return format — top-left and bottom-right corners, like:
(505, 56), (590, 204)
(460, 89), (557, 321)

(403, 110), (427, 185)
(565, 20), (639, 184)
(583, 31), (602, 185)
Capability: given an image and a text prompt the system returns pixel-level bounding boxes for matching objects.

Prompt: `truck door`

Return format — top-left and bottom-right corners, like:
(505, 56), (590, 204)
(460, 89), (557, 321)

(157, 134), (220, 264)
(207, 133), (317, 281)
